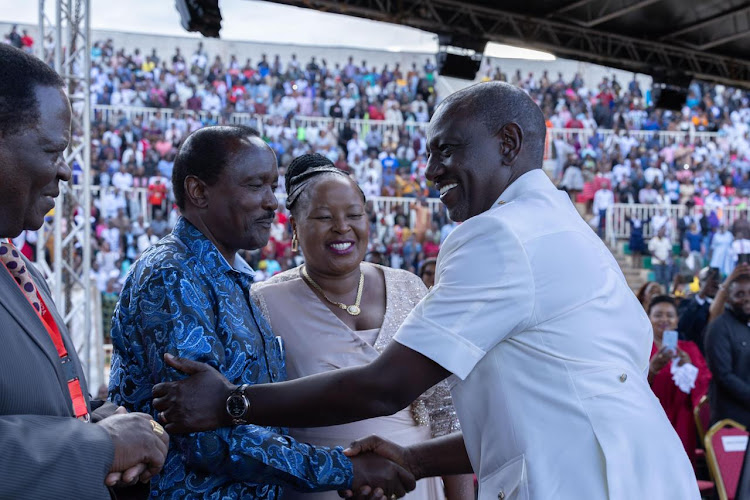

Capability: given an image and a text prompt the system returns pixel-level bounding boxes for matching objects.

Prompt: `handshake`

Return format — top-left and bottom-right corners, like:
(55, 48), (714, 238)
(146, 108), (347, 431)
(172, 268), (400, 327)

(342, 436), (421, 500)
(96, 408), (170, 487)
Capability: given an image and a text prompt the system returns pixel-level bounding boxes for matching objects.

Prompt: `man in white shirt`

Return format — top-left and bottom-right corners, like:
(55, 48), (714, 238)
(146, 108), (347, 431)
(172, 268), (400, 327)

(111, 165), (134, 191)
(644, 163), (664, 186)
(649, 226), (673, 291)
(651, 207), (671, 237)
(611, 160), (631, 184)
(99, 188), (126, 220)
(202, 89), (222, 113)
(592, 182), (614, 237)
(154, 82), (699, 500)
(339, 91), (356, 117)
(346, 132), (367, 165)
(121, 143), (143, 169)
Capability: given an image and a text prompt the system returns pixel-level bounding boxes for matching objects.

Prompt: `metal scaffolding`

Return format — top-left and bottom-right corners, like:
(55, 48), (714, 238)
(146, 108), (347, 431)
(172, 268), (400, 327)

(36, 0), (100, 387)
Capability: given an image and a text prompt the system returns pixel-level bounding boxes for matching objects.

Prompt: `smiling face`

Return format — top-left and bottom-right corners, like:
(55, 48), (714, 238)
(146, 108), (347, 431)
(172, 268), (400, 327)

(425, 103), (509, 222)
(0, 85), (71, 237)
(201, 136), (279, 253)
(648, 301), (677, 340)
(294, 175), (368, 277)
(728, 279), (750, 317)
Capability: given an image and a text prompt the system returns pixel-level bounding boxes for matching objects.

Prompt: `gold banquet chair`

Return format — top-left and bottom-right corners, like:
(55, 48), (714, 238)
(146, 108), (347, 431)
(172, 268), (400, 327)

(704, 419), (748, 500)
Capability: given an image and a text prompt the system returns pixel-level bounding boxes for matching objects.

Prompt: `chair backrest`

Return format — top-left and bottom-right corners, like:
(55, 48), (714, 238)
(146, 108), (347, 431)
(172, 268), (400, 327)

(705, 419), (749, 500)
(694, 395), (711, 443)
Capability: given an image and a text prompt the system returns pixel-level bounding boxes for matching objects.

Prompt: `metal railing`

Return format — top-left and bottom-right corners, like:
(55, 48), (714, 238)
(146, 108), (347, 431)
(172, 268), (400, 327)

(70, 186), (445, 226)
(605, 203), (749, 247)
(91, 105), (720, 147)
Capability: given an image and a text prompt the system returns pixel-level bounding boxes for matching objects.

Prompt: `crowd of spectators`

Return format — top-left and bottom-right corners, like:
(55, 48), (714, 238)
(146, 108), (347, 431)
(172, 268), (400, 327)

(3, 24), (34, 53)
(9, 35), (750, 323)
(76, 39), (453, 290)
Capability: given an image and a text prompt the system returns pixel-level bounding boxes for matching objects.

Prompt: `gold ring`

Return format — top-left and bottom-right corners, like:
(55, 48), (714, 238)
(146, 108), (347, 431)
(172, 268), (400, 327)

(151, 420), (165, 435)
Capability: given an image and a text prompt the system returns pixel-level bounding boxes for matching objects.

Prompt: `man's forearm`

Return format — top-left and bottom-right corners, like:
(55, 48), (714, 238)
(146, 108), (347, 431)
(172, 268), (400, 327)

(246, 364), (407, 428)
(244, 343), (449, 428)
(407, 433), (473, 479)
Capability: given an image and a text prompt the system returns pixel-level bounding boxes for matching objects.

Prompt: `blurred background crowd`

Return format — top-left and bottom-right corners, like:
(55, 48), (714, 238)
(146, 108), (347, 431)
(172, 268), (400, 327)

(6, 32), (748, 300)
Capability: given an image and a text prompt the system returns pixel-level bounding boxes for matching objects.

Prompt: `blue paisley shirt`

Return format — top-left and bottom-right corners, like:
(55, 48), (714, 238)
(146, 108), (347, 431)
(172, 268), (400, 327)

(109, 217), (354, 499)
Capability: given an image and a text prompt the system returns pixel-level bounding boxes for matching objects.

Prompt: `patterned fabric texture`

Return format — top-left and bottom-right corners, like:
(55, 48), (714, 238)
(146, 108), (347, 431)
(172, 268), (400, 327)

(109, 217), (353, 499)
(0, 240), (41, 312)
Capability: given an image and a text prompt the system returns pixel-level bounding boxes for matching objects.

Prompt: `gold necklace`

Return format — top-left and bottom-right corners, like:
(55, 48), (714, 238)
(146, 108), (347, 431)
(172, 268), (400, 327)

(301, 265), (364, 316)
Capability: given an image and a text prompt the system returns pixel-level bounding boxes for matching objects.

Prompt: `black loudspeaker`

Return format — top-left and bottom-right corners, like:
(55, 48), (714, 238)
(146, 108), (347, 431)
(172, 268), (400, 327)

(175, 0), (222, 38)
(437, 51), (483, 80)
(653, 84), (689, 111)
(651, 69), (691, 111)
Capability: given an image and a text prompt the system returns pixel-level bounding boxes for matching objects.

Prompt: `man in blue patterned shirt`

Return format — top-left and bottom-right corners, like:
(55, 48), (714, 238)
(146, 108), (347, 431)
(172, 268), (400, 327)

(109, 126), (415, 499)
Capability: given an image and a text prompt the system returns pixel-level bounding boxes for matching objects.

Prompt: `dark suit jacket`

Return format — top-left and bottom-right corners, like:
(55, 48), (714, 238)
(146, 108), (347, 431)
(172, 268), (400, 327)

(704, 309), (750, 428)
(0, 254), (114, 499)
(677, 295), (711, 354)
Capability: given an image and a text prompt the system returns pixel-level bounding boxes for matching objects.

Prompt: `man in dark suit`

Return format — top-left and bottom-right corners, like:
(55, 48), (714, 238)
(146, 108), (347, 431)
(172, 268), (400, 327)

(677, 267), (718, 354)
(0, 44), (168, 498)
(704, 275), (750, 428)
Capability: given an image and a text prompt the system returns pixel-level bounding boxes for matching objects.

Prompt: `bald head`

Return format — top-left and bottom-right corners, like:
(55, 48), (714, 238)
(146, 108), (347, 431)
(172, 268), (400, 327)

(436, 82), (547, 167)
(425, 82), (548, 222)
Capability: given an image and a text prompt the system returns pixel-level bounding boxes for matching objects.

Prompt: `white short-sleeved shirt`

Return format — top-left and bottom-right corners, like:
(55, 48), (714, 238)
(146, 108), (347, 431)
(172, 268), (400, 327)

(395, 169), (699, 500)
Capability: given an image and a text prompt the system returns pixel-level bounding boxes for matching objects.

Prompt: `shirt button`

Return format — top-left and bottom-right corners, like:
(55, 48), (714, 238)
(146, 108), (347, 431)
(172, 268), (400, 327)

(619, 373), (628, 383)
(498, 491), (505, 500)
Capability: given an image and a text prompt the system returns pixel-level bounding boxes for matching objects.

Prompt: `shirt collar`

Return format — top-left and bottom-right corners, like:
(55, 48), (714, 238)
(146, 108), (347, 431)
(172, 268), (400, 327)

(695, 294), (712, 306)
(496, 169), (553, 206)
(173, 217), (255, 279)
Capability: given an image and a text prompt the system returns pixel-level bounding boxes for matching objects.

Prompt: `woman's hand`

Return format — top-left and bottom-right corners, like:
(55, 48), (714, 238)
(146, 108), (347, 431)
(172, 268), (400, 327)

(675, 347), (692, 367)
(649, 346), (673, 377)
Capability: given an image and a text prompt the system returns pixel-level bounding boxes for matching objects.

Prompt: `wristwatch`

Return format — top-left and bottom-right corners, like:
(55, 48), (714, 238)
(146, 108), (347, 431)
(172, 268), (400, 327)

(226, 384), (250, 425)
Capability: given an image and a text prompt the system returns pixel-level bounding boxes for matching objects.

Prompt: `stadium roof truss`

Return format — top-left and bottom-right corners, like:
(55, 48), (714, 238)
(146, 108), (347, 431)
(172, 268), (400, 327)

(264, 0), (750, 87)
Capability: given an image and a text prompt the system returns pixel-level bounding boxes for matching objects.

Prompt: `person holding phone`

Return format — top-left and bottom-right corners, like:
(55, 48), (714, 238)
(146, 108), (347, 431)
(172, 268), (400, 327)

(648, 295), (711, 462)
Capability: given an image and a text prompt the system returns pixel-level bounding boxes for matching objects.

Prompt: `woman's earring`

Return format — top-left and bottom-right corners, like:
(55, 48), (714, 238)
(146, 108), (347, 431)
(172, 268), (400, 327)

(291, 232), (298, 253)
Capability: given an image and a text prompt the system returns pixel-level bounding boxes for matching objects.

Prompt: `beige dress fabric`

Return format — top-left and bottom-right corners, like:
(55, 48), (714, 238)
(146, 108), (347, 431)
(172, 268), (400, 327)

(252, 264), (460, 500)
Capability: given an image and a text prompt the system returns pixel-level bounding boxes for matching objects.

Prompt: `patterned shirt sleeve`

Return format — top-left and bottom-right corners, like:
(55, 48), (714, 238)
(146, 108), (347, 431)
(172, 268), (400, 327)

(109, 266), (353, 492)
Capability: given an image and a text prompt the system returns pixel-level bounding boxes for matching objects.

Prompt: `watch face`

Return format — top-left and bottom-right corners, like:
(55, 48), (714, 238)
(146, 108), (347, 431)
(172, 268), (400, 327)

(227, 395), (247, 417)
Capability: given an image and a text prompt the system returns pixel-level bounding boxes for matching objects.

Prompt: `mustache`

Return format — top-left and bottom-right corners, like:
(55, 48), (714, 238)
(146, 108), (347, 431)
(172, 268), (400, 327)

(256, 212), (276, 222)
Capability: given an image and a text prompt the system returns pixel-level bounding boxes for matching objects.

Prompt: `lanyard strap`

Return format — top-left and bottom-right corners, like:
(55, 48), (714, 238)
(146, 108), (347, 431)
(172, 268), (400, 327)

(1, 258), (89, 421)
(35, 290), (89, 420)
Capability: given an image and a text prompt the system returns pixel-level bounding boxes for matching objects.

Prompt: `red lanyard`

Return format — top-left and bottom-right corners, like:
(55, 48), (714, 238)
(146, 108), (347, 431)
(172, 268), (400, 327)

(2, 262), (89, 420)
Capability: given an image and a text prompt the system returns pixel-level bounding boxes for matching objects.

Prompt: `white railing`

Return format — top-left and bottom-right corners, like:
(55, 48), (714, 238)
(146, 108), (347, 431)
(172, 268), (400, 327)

(605, 203), (750, 247)
(71, 186), (446, 227)
(92, 105), (722, 147)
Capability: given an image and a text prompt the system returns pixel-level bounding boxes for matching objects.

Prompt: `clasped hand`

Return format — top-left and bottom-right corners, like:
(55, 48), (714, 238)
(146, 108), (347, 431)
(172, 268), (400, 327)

(97, 407), (170, 487)
(340, 436), (419, 499)
(150, 355), (418, 498)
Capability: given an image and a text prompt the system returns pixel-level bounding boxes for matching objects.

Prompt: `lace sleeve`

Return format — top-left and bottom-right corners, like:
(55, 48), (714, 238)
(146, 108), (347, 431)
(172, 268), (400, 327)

(420, 380), (462, 438)
(378, 267), (462, 438)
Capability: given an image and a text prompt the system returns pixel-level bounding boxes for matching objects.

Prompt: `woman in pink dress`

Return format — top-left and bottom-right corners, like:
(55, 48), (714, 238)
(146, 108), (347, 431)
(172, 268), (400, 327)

(252, 154), (473, 500)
